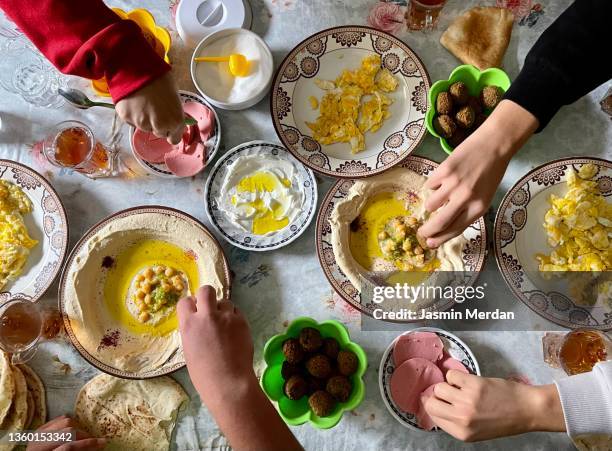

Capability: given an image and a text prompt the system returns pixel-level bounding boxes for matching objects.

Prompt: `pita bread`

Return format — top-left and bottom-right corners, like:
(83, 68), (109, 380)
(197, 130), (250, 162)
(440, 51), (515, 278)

(75, 374), (188, 451)
(440, 7), (514, 70)
(0, 366), (28, 451)
(0, 353), (14, 426)
(17, 365), (46, 430)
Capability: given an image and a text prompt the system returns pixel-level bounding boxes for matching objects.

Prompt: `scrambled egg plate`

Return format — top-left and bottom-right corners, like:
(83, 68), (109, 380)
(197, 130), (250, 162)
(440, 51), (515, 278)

(0, 180), (38, 290)
(306, 54), (398, 154)
(536, 164), (611, 272)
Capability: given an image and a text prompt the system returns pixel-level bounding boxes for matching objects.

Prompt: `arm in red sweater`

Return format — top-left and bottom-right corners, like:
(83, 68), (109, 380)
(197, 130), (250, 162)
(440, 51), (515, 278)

(0, 0), (170, 102)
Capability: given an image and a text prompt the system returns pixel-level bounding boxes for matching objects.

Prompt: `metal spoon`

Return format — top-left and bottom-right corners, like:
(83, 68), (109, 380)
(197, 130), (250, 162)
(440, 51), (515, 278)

(58, 88), (197, 126)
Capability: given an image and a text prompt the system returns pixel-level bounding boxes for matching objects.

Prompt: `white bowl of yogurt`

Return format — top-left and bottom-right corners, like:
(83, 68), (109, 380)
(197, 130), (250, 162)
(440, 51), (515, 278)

(191, 29), (274, 110)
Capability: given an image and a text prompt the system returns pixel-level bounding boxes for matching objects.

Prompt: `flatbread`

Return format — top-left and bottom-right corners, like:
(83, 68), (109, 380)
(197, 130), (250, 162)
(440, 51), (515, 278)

(75, 374), (188, 451)
(440, 6), (514, 70)
(0, 353), (15, 426)
(0, 366), (29, 451)
(17, 365), (46, 430)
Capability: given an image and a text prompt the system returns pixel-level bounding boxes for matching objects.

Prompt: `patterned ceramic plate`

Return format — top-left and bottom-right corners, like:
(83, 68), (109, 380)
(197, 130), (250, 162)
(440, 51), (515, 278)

(271, 26), (430, 178)
(379, 327), (480, 432)
(58, 206), (231, 379)
(205, 141), (317, 251)
(494, 157), (612, 330)
(129, 90), (221, 178)
(315, 156), (487, 320)
(0, 160), (68, 302)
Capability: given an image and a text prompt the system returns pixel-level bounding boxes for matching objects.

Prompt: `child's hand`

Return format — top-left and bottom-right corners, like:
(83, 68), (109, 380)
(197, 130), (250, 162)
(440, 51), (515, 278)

(115, 72), (184, 145)
(177, 286), (255, 402)
(423, 371), (565, 442)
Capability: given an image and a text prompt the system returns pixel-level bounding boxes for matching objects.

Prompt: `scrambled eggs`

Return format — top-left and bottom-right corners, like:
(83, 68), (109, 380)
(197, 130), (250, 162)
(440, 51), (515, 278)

(536, 164), (611, 272)
(0, 180), (38, 290)
(306, 54), (398, 154)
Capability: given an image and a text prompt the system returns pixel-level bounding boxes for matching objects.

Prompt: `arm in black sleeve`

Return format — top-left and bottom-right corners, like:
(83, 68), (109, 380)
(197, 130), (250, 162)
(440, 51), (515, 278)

(504, 0), (612, 131)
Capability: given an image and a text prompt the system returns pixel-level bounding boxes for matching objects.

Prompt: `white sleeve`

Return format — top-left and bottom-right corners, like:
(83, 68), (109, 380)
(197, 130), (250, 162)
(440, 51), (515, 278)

(555, 361), (612, 437)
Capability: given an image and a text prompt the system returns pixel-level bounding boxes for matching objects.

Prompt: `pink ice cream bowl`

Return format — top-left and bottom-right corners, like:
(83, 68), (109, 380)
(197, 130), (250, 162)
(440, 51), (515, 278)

(130, 90), (221, 178)
(379, 327), (481, 432)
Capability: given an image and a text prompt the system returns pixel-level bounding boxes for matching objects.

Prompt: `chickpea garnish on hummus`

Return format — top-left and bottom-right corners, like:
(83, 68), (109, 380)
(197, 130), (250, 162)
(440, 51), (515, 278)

(131, 265), (187, 323)
(378, 216), (434, 271)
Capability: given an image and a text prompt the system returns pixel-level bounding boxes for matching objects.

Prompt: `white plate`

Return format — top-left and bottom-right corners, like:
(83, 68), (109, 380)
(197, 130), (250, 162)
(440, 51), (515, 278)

(130, 90), (221, 178)
(494, 157), (612, 329)
(0, 160), (68, 302)
(271, 26), (430, 178)
(204, 141), (317, 251)
(379, 327), (481, 432)
(315, 156), (488, 319)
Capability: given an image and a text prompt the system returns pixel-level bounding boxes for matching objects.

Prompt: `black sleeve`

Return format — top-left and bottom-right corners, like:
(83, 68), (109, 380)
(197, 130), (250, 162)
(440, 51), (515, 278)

(504, 0), (612, 132)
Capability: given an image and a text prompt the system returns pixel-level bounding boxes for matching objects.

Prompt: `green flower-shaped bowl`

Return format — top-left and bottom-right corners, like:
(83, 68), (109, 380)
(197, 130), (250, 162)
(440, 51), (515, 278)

(261, 317), (367, 429)
(425, 64), (511, 155)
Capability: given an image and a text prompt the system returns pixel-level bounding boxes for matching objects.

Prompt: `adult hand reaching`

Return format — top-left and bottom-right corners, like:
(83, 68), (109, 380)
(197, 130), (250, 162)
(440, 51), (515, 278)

(115, 72), (184, 145)
(423, 371), (565, 442)
(418, 100), (539, 248)
(25, 415), (106, 451)
(177, 286), (303, 451)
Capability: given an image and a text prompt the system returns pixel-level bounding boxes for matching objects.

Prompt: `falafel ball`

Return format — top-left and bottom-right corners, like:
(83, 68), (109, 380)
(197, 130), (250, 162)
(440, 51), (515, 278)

(322, 338), (340, 359)
(306, 376), (326, 395)
(474, 113), (488, 129)
(436, 91), (453, 115)
(480, 86), (503, 109)
(308, 390), (336, 417)
(281, 360), (302, 380)
(282, 338), (305, 364)
(449, 82), (469, 105)
(433, 115), (456, 139)
(284, 375), (308, 400)
(326, 375), (353, 402)
(447, 128), (467, 148)
(337, 350), (359, 376)
(467, 96), (482, 115)
(455, 105), (475, 129)
(299, 327), (323, 352)
(306, 354), (332, 379)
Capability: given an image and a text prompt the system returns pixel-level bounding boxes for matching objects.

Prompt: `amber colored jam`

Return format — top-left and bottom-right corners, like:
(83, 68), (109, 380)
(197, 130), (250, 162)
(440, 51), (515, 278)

(560, 330), (608, 375)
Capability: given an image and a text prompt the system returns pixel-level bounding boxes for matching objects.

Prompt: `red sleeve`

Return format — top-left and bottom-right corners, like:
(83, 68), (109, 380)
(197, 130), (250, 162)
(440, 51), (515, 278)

(0, 0), (171, 102)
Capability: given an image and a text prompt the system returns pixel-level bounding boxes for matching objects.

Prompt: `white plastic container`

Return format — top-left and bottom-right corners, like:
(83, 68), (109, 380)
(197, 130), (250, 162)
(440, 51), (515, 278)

(190, 28), (274, 111)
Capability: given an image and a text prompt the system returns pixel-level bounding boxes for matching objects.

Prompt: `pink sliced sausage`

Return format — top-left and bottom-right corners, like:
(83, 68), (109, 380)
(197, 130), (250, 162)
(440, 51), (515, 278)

(393, 332), (444, 366)
(416, 383), (438, 431)
(437, 350), (469, 376)
(389, 357), (444, 414)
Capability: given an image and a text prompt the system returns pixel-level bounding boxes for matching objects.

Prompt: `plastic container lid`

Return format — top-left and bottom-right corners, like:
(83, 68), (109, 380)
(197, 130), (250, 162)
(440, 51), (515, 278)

(176, 0), (253, 48)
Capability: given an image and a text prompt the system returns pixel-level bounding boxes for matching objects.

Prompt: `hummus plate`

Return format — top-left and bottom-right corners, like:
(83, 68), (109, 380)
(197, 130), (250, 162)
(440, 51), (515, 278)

(59, 206), (231, 379)
(271, 26), (430, 178)
(316, 156), (487, 320)
(494, 157), (612, 330)
(0, 160), (68, 302)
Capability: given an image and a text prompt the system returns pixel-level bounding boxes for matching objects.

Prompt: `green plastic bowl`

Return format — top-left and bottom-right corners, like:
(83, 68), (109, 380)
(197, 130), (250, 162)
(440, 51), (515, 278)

(260, 317), (367, 429)
(425, 64), (511, 155)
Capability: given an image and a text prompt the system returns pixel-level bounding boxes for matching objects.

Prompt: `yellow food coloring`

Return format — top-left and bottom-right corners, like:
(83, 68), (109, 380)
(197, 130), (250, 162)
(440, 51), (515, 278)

(103, 239), (199, 337)
(231, 171), (292, 235)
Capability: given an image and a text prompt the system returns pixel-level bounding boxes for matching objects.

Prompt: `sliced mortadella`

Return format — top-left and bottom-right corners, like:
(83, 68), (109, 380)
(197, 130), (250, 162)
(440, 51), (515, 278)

(437, 350), (469, 376)
(164, 142), (206, 177)
(389, 357), (444, 414)
(132, 129), (172, 164)
(393, 332), (444, 366)
(416, 383), (439, 431)
(183, 101), (215, 143)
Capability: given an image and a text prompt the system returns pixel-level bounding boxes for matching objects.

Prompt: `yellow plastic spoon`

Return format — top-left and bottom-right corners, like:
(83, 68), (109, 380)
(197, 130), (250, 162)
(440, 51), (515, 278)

(194, 54), (250, 77)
